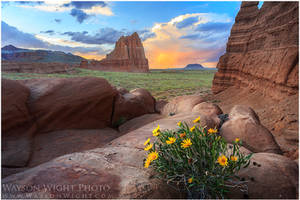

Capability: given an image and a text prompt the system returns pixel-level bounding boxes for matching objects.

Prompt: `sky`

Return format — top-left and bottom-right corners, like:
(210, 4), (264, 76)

(1, 1), (256, 68)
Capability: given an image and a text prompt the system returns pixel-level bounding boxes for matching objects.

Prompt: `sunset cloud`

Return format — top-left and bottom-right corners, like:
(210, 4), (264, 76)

(143, 13), (233, 68)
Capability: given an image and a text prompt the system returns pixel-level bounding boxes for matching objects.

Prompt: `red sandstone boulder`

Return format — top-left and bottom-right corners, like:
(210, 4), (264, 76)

(228, 105), (260, 123)
(220, 105), (282, 154)
(229, 153), (298, 199)
(161, 95), (205, 116)
(29, 128), (122, 168)
(2, 79), (31, 132)
(192, 102), (223, 116)
(2, 79), (36, 168)
(226, 143), (252, 157)
(155, 99), (168, 113)
(119, 114), (163, 134)
(21, 77), (117, 133)
(116, 87), (129, 95)
(112, 88), (156, 126)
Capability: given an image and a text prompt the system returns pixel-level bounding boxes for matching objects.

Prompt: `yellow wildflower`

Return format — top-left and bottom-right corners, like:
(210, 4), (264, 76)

(180, 132), (186, 138)
(152, 124), (160, 136)
(148, 151), (158, 161)
(181, 138), (192, 149)
(190, 126), (195, 132)
(193, 116), (201, 123)
(230, 156), (238, 162)
(188, 178), (193, 183)
(208, 128), (218, 134)
(235, 138), (240, 143)
(144, 138), (150, 146)
(144, 158), (151, 168)
(218, 155), (228, 166)
(166, 137), (176, 144)
(144, 143), (153, 151)
(177, 121), (182, 127)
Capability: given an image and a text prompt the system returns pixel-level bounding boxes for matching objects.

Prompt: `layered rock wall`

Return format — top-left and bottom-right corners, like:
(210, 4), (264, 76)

(212, 2), (299, 100)
(2, 61), (76, 74)
(80, 32), (149, 72)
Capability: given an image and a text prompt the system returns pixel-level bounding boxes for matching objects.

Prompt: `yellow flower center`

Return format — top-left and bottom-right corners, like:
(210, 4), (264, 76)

(166, 137), (176, 144)
(181, 138), (192, 148)
(218, 155), (228, 166)
(148, 151), (158, 161)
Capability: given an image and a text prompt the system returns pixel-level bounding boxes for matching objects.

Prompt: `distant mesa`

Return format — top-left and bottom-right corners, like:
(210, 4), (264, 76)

(2, 45), (27, 52)
(1, 45), (82, 74)
(1, 45), (84, 64)
(80, 32), (149, 73)
(164, 63), (216, 70)
(184, 64), (205, 70)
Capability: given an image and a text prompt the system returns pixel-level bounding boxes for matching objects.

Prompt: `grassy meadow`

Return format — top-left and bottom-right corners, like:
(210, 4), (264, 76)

(2, 68), (216, 100)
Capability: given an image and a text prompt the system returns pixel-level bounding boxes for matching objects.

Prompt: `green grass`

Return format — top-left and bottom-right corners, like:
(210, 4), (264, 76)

(2, 68), (216, 100)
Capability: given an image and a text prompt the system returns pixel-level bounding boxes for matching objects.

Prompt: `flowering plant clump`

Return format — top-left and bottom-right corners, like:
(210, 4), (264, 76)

(143, 118), (252, 199)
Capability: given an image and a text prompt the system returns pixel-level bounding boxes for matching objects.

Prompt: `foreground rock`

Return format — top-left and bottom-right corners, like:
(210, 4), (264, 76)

(161, 95), (205, 116)
(221, 105), (282, 154)
(212, 2), (299, 100)
(2, 76), (161, 178)
(21, 77), (117, 133)
(80, 32), (149, 73)
(2, 113), (207, 199)
(2, 110), (297, 199)
(29, 128), (122, 167)
(2, 79), (36, 167)
(112, 89), (156, 126)
(119, 114), (163, 134)
(229, 153), (298, 199)
(192, 102), (223, 116)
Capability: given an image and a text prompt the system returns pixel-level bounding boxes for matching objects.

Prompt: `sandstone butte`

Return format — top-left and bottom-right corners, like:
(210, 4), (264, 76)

(80, 32), (149, 73)
(212, 2), (299, 100)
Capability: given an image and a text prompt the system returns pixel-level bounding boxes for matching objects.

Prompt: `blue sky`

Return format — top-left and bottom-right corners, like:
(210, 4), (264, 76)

(1, 1), (258, 68)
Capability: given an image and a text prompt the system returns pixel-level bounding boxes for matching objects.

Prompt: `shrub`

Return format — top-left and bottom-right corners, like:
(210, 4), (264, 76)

(143, 118), (252, 199)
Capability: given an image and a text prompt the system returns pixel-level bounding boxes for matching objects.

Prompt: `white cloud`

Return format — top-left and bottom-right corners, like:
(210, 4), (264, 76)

(35, 34), (103, 48)
(17, 1), (114, 16)
(83, 6), (114, 16)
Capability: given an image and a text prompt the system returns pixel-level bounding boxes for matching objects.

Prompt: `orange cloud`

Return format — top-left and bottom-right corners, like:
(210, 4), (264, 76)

(73, 51), (106, 60)
(143, 13), (231, 69)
